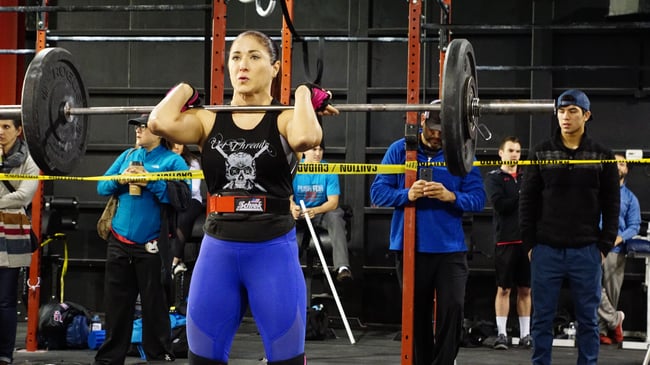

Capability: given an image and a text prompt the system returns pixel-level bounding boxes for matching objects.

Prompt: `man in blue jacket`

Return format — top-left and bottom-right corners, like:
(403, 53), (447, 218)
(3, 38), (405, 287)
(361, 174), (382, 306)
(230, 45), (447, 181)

(370, 102), (486, 365)
(598, 153), (640, 345)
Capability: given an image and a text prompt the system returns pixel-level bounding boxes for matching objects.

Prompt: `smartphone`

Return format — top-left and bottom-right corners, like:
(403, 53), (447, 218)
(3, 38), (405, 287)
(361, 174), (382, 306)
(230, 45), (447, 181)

(419, 168), (433, 182)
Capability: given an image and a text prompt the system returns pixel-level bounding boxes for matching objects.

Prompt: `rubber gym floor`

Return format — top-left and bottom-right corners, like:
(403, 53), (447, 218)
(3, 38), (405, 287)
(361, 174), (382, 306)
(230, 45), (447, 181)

(12, 317), (649, 365)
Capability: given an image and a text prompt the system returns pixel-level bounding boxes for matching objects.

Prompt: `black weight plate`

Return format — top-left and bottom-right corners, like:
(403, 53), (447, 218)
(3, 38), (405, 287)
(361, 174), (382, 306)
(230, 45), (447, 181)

(441, 39), (478, 177)
(22, 47), (89, 176)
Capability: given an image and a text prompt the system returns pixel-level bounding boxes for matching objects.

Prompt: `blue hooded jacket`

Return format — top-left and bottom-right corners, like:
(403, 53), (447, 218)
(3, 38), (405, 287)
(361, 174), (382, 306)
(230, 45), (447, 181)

(370, 138), (486, 253)
(97, 145), (189, 244)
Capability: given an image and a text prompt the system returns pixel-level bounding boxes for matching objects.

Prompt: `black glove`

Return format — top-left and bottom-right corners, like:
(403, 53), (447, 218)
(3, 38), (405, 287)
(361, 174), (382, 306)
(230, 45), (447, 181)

(181, 84), (202, 112)
(168, 83), (202, 112)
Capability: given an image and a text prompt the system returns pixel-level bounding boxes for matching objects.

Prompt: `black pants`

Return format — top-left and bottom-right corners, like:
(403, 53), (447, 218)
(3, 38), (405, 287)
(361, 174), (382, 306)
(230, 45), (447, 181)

(94, 234), (172, 365)
(0, 267), (19, 364)
(396, 251), (468, 365)
(172, 199), (204, 259)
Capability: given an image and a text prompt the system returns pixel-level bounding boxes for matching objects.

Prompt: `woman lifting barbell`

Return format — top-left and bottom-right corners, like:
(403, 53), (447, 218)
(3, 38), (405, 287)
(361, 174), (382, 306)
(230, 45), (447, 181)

(148, 30), (338, 365)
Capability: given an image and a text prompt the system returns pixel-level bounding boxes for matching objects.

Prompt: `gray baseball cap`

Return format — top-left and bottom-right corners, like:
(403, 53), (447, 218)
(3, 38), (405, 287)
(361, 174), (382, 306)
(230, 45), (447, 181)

(423, 99), (441, 130)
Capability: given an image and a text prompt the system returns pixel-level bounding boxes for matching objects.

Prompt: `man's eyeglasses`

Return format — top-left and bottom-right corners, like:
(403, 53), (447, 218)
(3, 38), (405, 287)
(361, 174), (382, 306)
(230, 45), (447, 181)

(134, 123), (147, 131)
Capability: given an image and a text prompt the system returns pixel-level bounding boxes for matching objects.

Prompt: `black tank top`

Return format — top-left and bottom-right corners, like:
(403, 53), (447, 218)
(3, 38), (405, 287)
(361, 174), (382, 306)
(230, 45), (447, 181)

(201, 106), (295, 241)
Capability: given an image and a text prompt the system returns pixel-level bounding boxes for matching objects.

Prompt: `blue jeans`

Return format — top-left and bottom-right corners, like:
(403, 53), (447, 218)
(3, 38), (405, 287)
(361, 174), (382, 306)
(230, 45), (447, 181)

(0, 267), (20, 363)
(531, 244), (602, 365)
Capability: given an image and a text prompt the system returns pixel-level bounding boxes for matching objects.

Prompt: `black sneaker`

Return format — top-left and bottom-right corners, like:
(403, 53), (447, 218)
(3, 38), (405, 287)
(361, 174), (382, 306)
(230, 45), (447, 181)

(519, 334), (532, 349)
(493, 334), (508, 350)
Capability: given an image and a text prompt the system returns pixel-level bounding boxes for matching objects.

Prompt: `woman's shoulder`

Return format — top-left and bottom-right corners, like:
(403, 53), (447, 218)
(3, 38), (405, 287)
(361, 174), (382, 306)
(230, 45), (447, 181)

(24, 153), (40, 174)
(196, 108), (218, 146)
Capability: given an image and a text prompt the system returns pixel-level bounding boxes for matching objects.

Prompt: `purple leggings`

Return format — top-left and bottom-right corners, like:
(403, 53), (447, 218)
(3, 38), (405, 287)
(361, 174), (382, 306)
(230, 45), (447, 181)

(187, 229), (306, 363)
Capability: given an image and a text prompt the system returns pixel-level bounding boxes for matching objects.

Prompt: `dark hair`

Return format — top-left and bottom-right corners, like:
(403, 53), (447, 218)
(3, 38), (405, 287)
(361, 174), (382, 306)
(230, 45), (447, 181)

(232, 30), (282, 100)
(176, 144), (200, 166)
(499, 136), (520, 150)
(161, 138), (174, 151)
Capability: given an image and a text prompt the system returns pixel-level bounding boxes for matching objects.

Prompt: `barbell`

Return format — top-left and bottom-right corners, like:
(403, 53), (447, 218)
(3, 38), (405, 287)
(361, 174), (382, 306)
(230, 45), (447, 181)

(0, 39), (556, 176)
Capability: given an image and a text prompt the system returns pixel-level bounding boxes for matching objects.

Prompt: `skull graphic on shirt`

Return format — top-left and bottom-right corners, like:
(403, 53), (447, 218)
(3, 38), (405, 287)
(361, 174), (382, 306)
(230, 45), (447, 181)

(224, 152), (256, 190)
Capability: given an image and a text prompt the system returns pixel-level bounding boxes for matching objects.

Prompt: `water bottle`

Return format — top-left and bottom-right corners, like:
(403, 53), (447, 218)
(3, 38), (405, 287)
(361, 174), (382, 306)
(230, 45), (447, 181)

(88, 314), (105, 350)
(567, 322), (577, 340)
(90, 314), (102, 331)
(311, 304), (323, 311)
(128, 161), (144, 196)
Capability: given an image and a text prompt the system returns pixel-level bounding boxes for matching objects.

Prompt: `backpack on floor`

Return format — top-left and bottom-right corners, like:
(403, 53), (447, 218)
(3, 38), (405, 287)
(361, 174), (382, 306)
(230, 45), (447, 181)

(128, 312), (188, 358)
(305, 305), (329, 341)
(66, 314), (90, 349)
(38, 301), (90, 350)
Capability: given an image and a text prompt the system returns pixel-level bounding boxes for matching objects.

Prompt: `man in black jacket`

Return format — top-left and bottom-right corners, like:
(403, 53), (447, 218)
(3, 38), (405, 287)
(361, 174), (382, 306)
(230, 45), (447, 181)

(485, 136), (531, 350)
(520, 89), (620, 365)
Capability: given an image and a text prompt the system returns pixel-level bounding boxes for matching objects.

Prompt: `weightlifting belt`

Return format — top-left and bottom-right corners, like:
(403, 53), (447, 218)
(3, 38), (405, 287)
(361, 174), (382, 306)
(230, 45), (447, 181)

(208, 195), (290, 214)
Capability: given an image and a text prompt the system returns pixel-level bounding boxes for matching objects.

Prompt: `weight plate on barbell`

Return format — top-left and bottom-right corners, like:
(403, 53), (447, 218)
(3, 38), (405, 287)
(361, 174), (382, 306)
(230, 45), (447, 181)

(21, 47), (89, 176)
(441, 39), (478, 177)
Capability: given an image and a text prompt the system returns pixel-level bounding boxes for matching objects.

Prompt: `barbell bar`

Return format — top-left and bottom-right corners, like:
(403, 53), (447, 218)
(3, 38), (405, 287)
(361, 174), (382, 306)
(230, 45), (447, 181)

(0, 100), (555, 117)
(4, 39), (557, 177)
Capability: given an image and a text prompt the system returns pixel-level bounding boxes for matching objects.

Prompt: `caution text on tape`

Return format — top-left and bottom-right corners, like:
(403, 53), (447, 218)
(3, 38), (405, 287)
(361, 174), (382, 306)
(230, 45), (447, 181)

(1, 158), (647, 181)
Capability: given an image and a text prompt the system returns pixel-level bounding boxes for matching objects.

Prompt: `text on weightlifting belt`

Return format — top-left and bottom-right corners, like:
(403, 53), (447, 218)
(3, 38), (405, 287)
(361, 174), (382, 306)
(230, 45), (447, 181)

(208, 195), (290, 214)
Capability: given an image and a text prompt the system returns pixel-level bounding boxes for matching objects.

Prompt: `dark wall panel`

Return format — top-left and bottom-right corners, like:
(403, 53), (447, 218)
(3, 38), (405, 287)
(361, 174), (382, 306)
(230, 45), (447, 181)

(130, 44), (205, 87)
(289, 42), (350, 89)
(452, 1), (533, 24)
(369, 43), (407, 87)
(470, 36), (533, 89)
(370, 1), (408, 29)
(554, 0), (611, 21)
(54, 42), (129, 87)
(553, 34), (645, 89)
(52, 0), (130, 30)
(366, 96), (408, 148)
(86, 98), (132, 144)
(364, 213), (393, 267)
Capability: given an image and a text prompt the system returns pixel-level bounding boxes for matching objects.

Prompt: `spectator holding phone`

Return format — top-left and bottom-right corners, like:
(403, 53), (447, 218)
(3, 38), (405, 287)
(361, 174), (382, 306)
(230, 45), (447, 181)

(370, 100), (486, 365)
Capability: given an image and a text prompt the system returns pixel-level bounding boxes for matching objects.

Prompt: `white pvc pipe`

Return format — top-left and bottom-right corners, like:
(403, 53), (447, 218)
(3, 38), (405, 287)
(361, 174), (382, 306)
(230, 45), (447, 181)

(299, 200), (356, 345)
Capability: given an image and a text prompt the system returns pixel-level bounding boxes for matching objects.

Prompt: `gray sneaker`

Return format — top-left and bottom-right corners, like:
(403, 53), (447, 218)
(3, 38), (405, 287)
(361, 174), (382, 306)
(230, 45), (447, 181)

(519, 334), (532, 349)
(493, 334), (508, 350)
(173, 262), (187, 276)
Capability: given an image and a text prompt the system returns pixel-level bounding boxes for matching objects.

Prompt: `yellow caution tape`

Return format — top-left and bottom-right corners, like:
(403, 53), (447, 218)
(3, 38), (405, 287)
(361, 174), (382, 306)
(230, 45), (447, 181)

(0, 158), (647, 181)
(297, 163), (407, 174)
(0, 170), (202, 181)
(40, 233), (69, 303)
